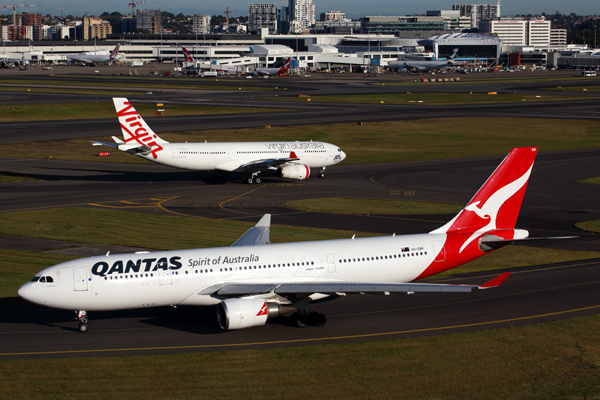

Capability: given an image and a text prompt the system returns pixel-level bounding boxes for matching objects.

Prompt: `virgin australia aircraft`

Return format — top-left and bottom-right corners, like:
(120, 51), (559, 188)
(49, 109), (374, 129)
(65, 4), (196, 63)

(92, 98), (346, 183)
(18, 147), (572, 332)
(388, 48), (459, 72)
(67, 44), (121, 66)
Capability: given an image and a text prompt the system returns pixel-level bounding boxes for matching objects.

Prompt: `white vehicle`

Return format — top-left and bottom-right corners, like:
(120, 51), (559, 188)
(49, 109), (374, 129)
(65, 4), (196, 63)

(67, 44), (121, 66)
(92, 98), (346, 183)
(582, 71), (596, 77)
(388, 48), (458, 72)
(200, 71), (218, 77)
(19, 147), (571, 332)
(251, 57), (291, 76)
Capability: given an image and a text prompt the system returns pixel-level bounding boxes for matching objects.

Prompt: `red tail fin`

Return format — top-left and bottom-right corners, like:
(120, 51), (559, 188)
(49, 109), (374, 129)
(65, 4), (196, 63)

(432, 147), (537, 238)
(182, 47), (194, 63)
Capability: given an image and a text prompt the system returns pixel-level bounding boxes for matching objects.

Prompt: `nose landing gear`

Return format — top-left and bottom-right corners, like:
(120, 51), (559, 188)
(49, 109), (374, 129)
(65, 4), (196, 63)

(76, 310), (88, 332)
(317, 167), (326, 178)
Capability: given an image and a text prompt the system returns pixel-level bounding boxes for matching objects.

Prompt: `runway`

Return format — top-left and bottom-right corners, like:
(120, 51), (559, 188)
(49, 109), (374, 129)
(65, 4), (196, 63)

(0, 71), (599, 359)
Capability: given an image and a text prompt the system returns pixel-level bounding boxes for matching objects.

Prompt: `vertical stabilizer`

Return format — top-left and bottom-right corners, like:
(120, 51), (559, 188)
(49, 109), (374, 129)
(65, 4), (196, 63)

(112, 98), (169, 159)
(431, 147), (537, 242)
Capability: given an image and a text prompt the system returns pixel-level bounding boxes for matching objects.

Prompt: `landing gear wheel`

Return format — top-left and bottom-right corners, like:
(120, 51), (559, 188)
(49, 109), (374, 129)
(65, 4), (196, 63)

(317, 173), (325, 178)
(310, 312), (327, 327)
(254, 177), (261, 184)
(222, 174), (229, 182)
(246, 177), (253, 184)
(78, 322), (89, 333)
(290, 312), (308, 328)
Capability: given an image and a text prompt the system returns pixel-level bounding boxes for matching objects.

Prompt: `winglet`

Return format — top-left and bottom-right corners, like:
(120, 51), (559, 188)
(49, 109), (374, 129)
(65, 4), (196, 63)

(290, 151), (298, 159)
(231, 214), (271, 247)
(479, 272), (511, 289)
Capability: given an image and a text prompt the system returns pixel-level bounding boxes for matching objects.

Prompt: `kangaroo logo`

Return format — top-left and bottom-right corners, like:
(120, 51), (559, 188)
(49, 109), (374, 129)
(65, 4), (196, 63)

(458, 165), (533, 253)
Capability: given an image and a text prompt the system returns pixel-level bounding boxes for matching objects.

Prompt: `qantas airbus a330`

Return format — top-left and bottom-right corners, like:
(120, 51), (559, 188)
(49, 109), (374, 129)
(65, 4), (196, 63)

(92, 98), (346, 183)
(18, 147), (571, 332)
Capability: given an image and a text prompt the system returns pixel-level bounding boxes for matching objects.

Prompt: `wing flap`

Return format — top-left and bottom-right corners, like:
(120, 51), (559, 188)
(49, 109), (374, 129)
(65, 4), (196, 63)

(199, 273), (510, 297)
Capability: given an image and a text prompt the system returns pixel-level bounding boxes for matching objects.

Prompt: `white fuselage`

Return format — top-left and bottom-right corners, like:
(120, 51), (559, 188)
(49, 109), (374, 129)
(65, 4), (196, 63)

(18, 233), (443, 312)
(135, 141), (345, 172)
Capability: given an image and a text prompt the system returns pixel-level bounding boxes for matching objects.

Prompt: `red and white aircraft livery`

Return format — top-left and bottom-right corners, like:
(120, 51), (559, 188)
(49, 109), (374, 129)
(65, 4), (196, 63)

(18, 147), (573, 332)
(252, 57), (291, 76)
(92, 98), (346, 183)
(182, 47), (194, 65)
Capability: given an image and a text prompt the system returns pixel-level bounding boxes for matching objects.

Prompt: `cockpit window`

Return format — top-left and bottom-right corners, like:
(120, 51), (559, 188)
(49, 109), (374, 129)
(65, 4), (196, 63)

(46, 276), (54, 283)
(31, 276), (40, 282)
(338, 148), (341, 152)
(39, 277), (46, 283)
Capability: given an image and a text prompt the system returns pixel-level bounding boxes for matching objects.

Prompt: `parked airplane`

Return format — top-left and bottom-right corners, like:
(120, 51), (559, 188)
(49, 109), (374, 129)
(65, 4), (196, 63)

(182, 47), (196, 68)
(18, 147), (572, 332)
(251, 57), (291, 76)
(68, 44), (121, 66)
(388, 48), (458, 72)
(0, 55), (27, 67)
(92, 98), (346, 183)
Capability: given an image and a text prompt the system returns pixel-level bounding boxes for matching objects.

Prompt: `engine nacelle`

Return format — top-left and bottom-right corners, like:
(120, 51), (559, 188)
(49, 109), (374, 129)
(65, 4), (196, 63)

(277, 163), (310, 180)
(217, 298), (286, 330)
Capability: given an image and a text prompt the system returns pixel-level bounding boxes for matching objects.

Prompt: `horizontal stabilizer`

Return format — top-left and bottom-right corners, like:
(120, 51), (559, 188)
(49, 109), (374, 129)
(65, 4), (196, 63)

(91, 141), (118, 148)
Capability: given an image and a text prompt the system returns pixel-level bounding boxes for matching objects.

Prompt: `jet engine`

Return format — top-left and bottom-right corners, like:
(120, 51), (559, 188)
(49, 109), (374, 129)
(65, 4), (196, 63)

(217, 298), (289, 330)
(277, 163), (310, 180)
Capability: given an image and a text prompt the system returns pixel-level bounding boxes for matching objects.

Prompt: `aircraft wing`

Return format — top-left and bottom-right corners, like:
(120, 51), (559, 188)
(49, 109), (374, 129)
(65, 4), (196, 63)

(199, 272), (511, 296)
(215, 152), (300, 173)
(231, 214), (271, 247)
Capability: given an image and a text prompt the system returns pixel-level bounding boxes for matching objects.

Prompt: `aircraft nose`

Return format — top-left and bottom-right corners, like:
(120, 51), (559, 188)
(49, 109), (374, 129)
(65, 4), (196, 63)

(17, 283), (33, 302)
(340, 151), (347, 161)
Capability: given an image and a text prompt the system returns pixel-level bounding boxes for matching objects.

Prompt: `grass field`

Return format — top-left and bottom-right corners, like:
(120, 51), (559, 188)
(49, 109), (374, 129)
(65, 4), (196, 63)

(576, 220), (600, 234)
(0, 313), (599, 399)
(272, 92), (590, 105)
(578, 177), (600, 185)
(1, 117), (599, 165)
(285, 197), (464, 215)
(0, 102), (285, 122)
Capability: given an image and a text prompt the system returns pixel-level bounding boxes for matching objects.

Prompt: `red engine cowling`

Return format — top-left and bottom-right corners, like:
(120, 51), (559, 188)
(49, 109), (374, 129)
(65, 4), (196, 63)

(217, 298), (286, 330)
(277, 163), (311, 180)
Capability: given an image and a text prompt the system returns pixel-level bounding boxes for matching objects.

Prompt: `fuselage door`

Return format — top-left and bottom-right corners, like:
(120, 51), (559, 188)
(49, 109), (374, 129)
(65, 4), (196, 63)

(432, 241), (446, 262)
(326, 253), (336, 273)
(74, 268), (88, 291)
(171, 146), (178, 158)
(159, 270), (173, 285)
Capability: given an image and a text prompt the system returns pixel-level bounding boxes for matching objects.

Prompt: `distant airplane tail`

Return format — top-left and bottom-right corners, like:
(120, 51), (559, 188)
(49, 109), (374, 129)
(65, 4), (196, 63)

(447, 48), (459, 61)
(278, 57), (291, 74)
(182, 47), (194, 63)
(109, 44), (121, 60)
(112, 98), (169, 159)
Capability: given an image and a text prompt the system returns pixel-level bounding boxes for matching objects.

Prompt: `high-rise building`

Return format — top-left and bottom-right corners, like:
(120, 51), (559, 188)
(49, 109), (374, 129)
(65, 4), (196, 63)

(248, 4), (278, 34)
(320, 11), (348, 22)
(136, 9), (162, 34)
(15, 12), (42, 40)
(479, 18), (551, 47)
(120, 17), (137, 34)
(83, 16), (112, 40)
(193, 14), (211, 34)
(289, 0), (315, 33)
(453, 2), (501, 28)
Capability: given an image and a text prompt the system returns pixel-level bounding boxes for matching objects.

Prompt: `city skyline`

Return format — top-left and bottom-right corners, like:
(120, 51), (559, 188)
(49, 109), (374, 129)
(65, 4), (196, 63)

(4, 1), (597, 19)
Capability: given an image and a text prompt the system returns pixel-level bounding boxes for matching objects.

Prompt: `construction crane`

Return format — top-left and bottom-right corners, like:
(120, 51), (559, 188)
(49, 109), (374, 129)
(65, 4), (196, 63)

(128, 0), (145, 16)
(4, 4), (42, 26)
(223, 7), (238, 26)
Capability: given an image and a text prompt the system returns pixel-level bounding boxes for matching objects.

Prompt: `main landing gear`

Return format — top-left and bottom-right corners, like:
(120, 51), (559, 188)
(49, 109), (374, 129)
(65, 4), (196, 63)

(290, 311), (327, 328)
(317, 167), (326, 178)
(76, 310), (88, 332)
(243, 172), (262, 184)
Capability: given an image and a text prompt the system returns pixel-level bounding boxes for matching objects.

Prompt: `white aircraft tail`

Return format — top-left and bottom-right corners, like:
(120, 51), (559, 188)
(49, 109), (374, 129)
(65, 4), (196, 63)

(109, 44), (121, 60)
(112, 98), (169, 159)
(447, 48), (459, 61)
